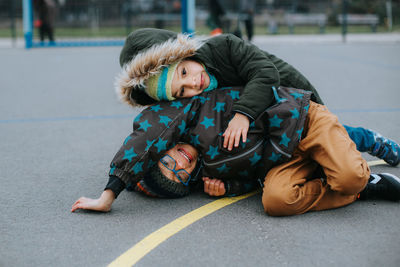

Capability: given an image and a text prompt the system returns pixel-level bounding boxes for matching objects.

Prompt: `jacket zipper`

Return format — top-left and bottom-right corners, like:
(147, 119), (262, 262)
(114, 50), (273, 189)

(203, 140), (264, 167)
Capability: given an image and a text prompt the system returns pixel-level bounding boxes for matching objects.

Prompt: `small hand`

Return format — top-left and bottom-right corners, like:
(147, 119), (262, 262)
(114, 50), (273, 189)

(203, 177), (226, 196)
(223, 113), (249, 151)
(71, 190), (115, 212)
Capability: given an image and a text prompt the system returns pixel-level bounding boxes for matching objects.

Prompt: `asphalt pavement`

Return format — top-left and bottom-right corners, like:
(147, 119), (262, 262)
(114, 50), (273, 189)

(1, 33), (399, 267)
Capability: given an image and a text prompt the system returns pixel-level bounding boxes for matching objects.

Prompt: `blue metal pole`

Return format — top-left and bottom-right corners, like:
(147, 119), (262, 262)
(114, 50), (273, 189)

(23, 0), (33, 49)
(181, 0), (195, 34)
(181, 0), (187, 33)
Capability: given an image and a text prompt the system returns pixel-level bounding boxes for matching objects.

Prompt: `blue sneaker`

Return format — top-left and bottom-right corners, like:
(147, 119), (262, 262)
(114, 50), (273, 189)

(359, 173), (400, 201)
(368, 132), (400, 166)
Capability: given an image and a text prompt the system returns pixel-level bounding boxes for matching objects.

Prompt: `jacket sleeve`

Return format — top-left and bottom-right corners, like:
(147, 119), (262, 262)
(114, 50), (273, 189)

(224, 34), (281, 120)
(109, 99), (199, 186)
(104, 175), (126, 199)
(224, 179), (259, 197)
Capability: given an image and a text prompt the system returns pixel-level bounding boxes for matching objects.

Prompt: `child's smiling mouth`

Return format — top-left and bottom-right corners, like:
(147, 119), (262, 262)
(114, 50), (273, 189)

(178, 148), (193, 163)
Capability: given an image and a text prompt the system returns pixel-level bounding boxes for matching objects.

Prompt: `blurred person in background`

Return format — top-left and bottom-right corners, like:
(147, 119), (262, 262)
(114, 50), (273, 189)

(207, 0), (225, 35)
(34, 0), (56, 43)
(239, 0), (256, 41)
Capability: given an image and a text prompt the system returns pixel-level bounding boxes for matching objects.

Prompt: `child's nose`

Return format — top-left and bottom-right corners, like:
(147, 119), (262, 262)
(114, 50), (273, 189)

(175, 159), (185, 170)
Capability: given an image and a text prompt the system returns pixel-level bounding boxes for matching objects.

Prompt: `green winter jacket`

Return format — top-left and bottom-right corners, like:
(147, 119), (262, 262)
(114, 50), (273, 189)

(117, 28), (323, 120)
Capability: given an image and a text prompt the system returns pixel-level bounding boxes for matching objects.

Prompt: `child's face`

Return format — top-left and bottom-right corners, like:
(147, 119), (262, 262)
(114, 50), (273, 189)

(158, 143), (199, 183)
(171, 60), (210, 98)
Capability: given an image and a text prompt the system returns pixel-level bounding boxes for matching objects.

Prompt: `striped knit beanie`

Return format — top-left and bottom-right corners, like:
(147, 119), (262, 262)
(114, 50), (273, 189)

(145, 60), (181, 101)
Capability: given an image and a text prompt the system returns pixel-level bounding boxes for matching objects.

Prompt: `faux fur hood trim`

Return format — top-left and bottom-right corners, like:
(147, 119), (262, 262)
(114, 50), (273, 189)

(115, 34), (205, 108)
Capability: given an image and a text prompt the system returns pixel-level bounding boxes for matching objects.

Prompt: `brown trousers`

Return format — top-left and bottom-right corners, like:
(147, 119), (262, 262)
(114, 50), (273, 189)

(262, 102), (370, 216)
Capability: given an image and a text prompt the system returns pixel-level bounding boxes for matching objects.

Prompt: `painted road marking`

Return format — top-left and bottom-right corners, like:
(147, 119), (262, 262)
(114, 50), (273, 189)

(108, 160), (386, 267)
(108, 190), (261, 267)
(367, 160), (386, 166)
(108, 159), (388, 266)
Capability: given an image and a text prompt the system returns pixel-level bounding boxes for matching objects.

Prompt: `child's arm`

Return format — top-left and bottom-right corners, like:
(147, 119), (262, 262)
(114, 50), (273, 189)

(222, 113), (250, 151)
(71, 189), (115, 212)
(202, 177), (259, 197)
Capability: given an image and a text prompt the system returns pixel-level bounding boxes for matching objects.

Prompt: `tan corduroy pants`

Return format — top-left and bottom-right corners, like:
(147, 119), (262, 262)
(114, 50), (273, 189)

(262, 102), (370, 216)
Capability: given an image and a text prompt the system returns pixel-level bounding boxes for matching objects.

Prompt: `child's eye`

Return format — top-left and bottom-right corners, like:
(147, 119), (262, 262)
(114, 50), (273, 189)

(182, 68), (186, 76)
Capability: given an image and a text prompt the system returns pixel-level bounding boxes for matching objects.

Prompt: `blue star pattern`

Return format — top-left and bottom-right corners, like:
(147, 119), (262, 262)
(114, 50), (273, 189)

(133, 113), (143, 123)
(122, 147), (137, 162)
(171, 101), (183, 109)
(183, 103), (192, 114)
(269, 115), (283, 128)
(154, 138), (167, 153)
(200, 116), (215, 129)
(290, 108), (299, 119)
(110, 164), (116, 175)
(150, 105), (163, 112)
(145, 139), (155, 151)
(138, 120), (152, 132)
(123, 135), (132, 145)
(217, 164), (230, 174)
(272, 87), (287, 103)
(206, 145), (220, 160)
(198, 96), (210, 104)
(280, 133), (291, 147)
(191, 135), (200, 146)
(213, 102), (225, 112)
(228, 90), (240, 100)
(268, 152), (281, 162)
(290, 91), (304, 100)
(159, 115), (172, 126)
(132, 162), (144, 174)
(304, 104), (310, 113)
(240, 138), (251, 149)
(178, 120), (187, 135)
(249, 152), (261, 166)
(296, 128), (303, 140)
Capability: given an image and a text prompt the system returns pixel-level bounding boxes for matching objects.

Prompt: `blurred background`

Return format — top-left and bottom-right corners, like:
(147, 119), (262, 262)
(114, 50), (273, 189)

(0, 0), (400, 45)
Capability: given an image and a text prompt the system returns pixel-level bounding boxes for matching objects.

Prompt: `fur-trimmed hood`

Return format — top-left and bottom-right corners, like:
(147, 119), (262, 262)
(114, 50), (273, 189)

(115, 28), (205, 107)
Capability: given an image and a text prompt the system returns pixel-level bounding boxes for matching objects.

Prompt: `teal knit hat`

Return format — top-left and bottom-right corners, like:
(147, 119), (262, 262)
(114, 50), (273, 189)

(145, 60), (181, 101)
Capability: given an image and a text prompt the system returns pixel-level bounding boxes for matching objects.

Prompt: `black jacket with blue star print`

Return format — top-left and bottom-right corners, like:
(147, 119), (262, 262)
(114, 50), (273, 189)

(108, 86), (311, 197)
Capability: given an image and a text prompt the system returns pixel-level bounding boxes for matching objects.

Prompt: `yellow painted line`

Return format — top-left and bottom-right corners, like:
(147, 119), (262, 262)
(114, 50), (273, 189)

(367, 159), (386, 167)
(108, 190), (261, 267)
(108, 160), (387, 267)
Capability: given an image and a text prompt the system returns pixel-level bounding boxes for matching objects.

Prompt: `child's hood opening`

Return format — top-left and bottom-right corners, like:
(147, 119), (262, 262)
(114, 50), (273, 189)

(115, 28), (205, 107)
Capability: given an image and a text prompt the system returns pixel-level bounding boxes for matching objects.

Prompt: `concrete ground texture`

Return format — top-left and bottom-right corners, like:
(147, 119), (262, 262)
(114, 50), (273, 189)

(1, 33), (399, 267)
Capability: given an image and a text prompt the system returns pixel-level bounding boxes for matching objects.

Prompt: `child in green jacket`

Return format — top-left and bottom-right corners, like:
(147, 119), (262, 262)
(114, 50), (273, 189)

(115, 28), (399, 166)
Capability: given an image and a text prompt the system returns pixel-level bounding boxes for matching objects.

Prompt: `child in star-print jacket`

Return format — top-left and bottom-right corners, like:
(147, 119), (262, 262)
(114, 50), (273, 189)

(100, 85), (379, 216)
(107, 86), (308, 195)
